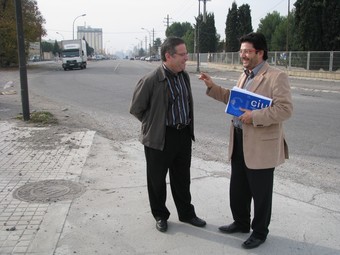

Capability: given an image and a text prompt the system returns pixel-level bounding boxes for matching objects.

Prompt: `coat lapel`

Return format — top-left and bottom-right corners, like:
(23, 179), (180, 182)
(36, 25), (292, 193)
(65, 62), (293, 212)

(237, 73), (247, 88)
(248, 62), (269, 93)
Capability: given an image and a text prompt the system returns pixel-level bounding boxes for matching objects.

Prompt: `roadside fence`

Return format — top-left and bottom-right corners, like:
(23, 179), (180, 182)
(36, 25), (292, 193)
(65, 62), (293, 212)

(189, 51), (340, 80)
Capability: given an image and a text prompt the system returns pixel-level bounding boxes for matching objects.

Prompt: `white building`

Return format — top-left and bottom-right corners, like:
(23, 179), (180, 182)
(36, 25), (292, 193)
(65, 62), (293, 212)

(77, 26), (103, 54)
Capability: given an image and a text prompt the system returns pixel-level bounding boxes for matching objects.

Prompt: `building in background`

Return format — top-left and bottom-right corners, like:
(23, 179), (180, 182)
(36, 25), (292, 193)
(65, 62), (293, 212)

(77, 26), (103, 54)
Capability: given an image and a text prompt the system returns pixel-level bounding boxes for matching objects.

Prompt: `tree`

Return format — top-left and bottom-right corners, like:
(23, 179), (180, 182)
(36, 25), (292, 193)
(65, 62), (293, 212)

(238, 4), (253, 36)
(225, 2), (239, 52)
(0, 0), (46, 67)
(85, 40), (94, 56)
(154, 38), (162, 48)
(225, 2), (252, 52)
(53, 40), (60, 56)
(153, 37), (162, 54)
(257, 11), (283, 51)
(166, 22), (193, 38)
(166, 22), (194, 52)
(182, 29), (195, 53)
(41, 41), (53, 52)
(294, 0), (340, 51)
(197, 13), (218, 53)
(138, 48), (146, 57)
(270, 11), (298, 51)
(294, 0), (324, 51)
(321, 0), (340, 50)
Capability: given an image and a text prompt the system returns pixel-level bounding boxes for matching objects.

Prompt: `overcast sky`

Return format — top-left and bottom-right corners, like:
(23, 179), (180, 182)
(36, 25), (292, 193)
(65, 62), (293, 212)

(37, 0), (295, 53)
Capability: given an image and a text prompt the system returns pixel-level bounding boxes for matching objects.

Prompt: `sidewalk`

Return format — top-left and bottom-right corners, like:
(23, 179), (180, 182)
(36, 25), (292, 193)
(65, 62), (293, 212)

(0, 120), (339, 255)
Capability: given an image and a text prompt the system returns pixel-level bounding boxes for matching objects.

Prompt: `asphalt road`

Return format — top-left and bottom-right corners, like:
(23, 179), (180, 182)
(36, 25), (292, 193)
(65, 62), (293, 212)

(2, 60), (340, 194)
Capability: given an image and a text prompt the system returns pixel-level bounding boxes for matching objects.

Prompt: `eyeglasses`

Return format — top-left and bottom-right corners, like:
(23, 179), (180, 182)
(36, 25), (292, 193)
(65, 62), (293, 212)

(239, 49), (257, 55)
(174, 52), (188, 57)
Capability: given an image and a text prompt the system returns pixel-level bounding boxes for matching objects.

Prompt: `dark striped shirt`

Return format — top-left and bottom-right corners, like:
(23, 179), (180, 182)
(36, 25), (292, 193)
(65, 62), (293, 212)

(163, 65), (191, 126)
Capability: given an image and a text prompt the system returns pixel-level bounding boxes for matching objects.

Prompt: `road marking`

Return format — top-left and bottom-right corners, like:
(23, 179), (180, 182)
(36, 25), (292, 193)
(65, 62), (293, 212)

(114, 63), (120, 72)
(291, 86), (340, 94)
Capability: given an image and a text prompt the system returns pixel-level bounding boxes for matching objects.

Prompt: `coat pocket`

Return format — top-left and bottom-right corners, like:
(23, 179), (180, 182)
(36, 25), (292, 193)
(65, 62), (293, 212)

(261, 132), (279, 141)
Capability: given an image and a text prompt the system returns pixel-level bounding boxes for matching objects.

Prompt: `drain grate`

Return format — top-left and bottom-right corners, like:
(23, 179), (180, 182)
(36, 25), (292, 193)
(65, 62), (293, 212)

(13, 180), (85, 203)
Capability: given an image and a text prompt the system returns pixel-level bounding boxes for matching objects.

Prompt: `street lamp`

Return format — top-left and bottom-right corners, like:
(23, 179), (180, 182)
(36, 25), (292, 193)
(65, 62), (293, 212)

(135, 38), (143, 50)
(73, 13), (86, 40)
(56, 32), (64, 40)
(141, 27), (151, 57)
(105, 40), (110, 54)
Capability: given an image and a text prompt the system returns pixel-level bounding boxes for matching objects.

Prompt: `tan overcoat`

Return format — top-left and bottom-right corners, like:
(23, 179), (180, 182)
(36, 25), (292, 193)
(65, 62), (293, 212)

(206, 62), (293, 169)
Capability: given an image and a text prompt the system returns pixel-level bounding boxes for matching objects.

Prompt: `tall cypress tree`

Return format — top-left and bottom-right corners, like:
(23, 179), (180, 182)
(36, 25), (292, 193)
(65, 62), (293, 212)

(238, 4), (253, 37)
(225, 2), (239, 52)
(295, 0), (324, 50)
(199, 13), (218, 53)
(225, 2), (253, 52)
(322, 0), (340, 50)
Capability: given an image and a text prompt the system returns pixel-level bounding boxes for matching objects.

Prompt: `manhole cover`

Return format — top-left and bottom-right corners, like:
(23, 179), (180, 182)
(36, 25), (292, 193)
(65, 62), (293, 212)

(13, 180), (85, 203)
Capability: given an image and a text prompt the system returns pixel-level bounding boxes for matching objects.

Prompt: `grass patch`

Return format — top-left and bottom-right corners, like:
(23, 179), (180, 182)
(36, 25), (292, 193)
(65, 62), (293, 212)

(17, 111), (58, 125)
(30, 111), (58, 124)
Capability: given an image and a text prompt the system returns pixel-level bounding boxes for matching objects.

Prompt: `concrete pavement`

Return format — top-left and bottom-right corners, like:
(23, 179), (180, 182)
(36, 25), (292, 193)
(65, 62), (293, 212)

(0, 119), (339, 255)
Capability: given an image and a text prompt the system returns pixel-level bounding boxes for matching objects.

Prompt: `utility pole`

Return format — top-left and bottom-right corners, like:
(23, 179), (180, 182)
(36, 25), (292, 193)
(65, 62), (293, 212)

(203, 0), (209, 22)
(152, 28), (155, 48)
(196, 0), (211, 72)
(164, 14), (172, 29)
(14, 0), (30, 121)
(141, 28), (152, 57)
(286, 0), (290, 69)
(196, 0), (201, 72)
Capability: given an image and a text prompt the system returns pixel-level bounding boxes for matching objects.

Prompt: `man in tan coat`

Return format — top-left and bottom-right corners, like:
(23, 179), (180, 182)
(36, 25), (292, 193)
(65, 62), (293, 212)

(199, 32), (293, 249)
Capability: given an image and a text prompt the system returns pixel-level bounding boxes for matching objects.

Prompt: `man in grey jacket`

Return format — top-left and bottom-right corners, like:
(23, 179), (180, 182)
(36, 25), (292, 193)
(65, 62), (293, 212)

(130, 37), (206, 233)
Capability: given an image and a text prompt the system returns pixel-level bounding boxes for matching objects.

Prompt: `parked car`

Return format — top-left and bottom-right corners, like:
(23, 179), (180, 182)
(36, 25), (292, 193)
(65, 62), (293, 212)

(145, 55), (160, 62)
(29, 55), (40, 62)
(150, 55), (161, 61)
(95, 55), (105, 60)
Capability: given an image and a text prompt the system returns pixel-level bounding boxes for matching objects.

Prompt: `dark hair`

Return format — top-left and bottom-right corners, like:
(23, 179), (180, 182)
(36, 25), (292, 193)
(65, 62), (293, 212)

(239, 32), (268, 60)
(160, 37), (185, 61)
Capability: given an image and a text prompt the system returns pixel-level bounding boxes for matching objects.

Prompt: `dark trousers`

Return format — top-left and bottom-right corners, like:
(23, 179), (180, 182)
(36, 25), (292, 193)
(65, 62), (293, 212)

(144, 126), (196, 221)
(230, 128), (274, 240)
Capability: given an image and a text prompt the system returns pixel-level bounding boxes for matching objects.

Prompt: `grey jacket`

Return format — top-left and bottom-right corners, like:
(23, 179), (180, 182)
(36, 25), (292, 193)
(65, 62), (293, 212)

(130, 65), (195, 150)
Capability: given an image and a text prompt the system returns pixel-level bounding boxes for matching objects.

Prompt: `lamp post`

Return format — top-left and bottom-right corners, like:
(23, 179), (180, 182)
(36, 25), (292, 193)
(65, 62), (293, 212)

(73, 13), (86, 40)
(135, 38), (143, 50)
(135, 37), (144, 57)
(105, 40), (110, 54)
(56, 32), (64, 40)
(141, 27), (151, 57)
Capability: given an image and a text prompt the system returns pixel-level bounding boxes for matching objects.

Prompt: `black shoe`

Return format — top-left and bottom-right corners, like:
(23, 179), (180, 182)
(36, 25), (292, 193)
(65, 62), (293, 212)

(218, 222), (250, 234)
(156, 219), (168, 232)
(181, 216), (206, 227)
(242, 236), (265, 249)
